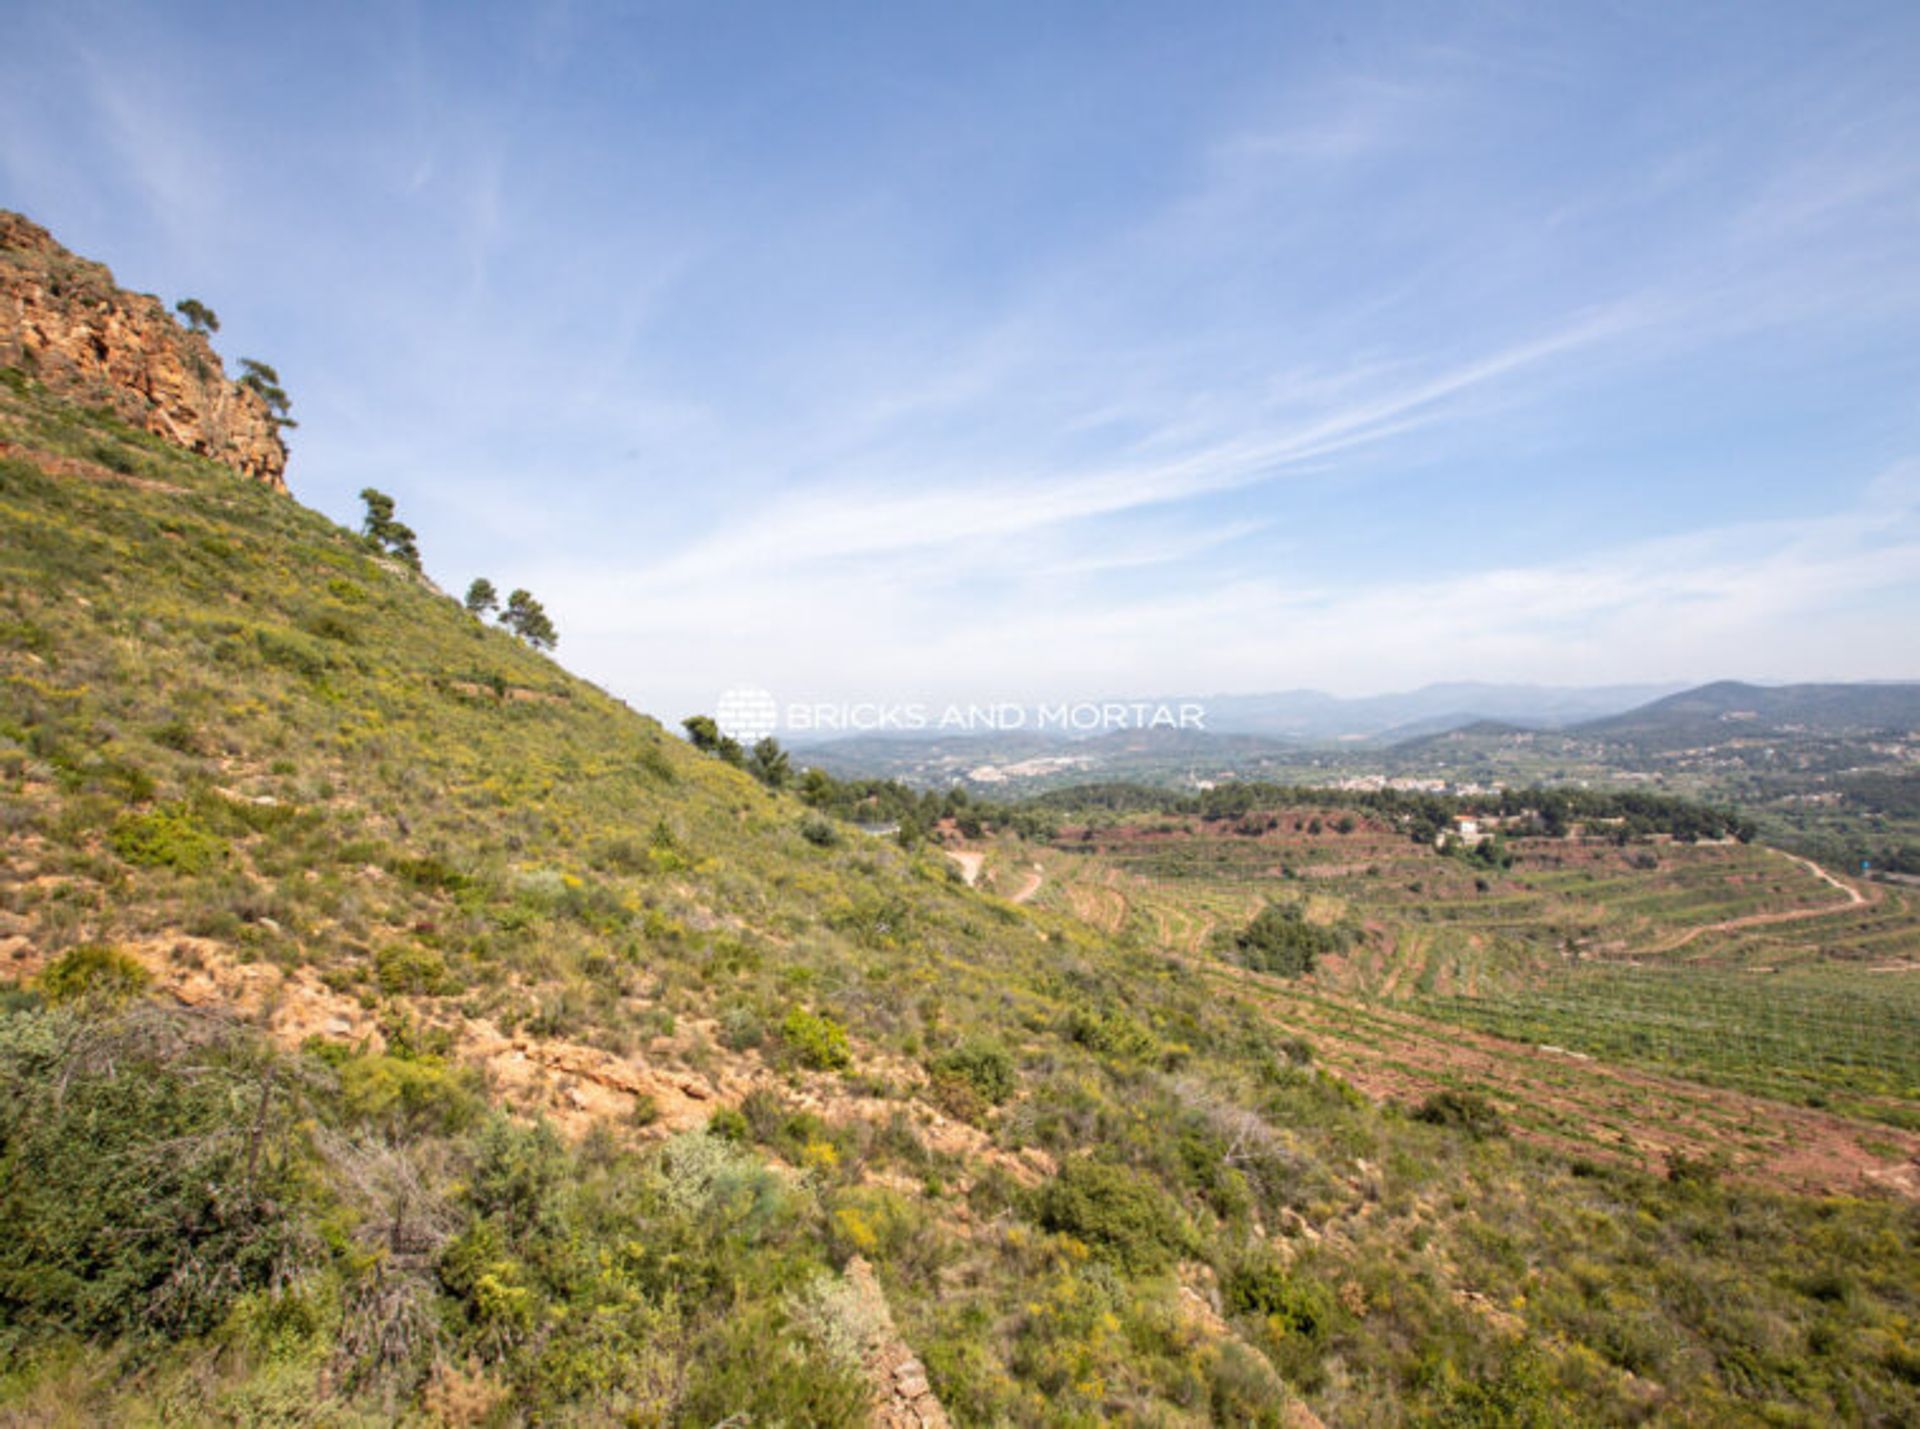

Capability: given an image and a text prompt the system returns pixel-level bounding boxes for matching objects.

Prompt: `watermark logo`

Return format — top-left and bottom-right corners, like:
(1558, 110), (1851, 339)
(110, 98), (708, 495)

(711, 687), (1206, 738)
(714, 685), (780, 744)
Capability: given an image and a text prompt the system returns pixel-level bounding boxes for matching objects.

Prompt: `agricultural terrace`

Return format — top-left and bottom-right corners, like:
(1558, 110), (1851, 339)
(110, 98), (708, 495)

(1017, 805), (1920, 1141)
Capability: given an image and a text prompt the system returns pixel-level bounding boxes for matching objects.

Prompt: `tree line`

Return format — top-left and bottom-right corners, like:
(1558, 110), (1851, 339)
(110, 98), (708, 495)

(668, 747), (1752, 851)
(356, 489), (558, 651)
(1023, 780), (1753, 845)
(676, 721), (1055, 847)
(170, 294), (557, 656)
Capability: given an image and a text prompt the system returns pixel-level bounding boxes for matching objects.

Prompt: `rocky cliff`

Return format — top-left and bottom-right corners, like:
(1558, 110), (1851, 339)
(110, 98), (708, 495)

(0, 211), (288, 492)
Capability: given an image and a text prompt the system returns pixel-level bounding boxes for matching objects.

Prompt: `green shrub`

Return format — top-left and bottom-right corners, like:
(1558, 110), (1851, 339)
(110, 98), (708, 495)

(1036, 1157), (1190, 1273)
(1230, 902), (1347, 977)
(657, 1129), (794, 1239)
(464, 1117), (568, 1239)
(0, 1007), (308, 1339)
(72, 755), (157, 803)
(1275, 1035), (1315, 1067)
(825, 1185), (925, 1263)
(304, 612), (359, 644)
(1416, 1340), (1567, 1424)
(0, 618), (53, 659)
(781, 1007), (852, 1071)
(827, 890), (912, 948)
(254, 627), (327, 678)
(40, 944), (150, 1006)
(677, 1306), (870, 1426)
(1665, 1151), (1725, 1189)
(438, 1217), (538, 1341)
(1065, 1005), (1157, 1062)
(374, 942), (455, 996)
(151, 716), (204, 754)
(109, 804), (226, 872)
(647, 819), (689, 873)
(1226, 1258), (1336, 1340)
(739, 1086), (801, 1143)
(1206, 1338), (1297, 1425)
(719, 1004), (765, 1051)
(1413, 1089), (1506, 1139)
(89, 439), (140, 474)
(587, 835), (649, 873)
(1226, 1256), (1340, 1384)
(388, 853), (468, 892)
(337, 1052), (482, 1136)
(929, 1041), (1016, 1119)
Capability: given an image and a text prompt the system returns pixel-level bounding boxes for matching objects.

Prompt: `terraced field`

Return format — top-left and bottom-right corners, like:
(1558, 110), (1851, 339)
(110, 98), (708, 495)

(1191, 957), (1920, 1197)
(1414, 963), (1920, 1126)
(1022, 813), (1920, 1160)
(1046, 819), (1890, 972)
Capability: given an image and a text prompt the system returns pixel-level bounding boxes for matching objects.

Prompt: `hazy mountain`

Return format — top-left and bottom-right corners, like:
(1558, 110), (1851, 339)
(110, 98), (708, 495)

(1191, 682), (1687, 740)
(1575, 680), (1920, 749)
(788, 682), (1687, 759)
(1388, 718), (1541, 752)
(798, 725), (1301, 786)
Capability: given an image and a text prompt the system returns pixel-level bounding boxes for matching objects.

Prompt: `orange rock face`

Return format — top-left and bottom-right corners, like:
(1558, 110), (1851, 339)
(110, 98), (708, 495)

(0, 210), (289, 492)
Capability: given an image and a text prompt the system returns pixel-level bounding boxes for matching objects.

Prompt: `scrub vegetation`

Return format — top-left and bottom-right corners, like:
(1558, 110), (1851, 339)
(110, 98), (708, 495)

(4, 370), (1920, 1424)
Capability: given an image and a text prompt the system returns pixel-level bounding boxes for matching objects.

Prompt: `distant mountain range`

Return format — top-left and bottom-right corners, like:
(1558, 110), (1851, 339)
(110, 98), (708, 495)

(1184, 681), (1688, 741)
(781, 681), (1686, 752)
(1568, 680), (1920, 750)
(797, 680), (1920, 787)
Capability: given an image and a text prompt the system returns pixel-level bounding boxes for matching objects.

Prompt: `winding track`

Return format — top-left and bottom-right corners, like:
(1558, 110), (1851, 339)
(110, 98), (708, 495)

(1021, 841), (1918, 1199)
(1646, 849), (1870, 954)
(1007, 863), (1045, 904)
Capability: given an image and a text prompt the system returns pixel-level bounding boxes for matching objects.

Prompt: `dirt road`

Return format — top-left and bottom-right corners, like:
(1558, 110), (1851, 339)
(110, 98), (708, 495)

(1650, 849), (1870, 953)
(946, 850), (984, 886)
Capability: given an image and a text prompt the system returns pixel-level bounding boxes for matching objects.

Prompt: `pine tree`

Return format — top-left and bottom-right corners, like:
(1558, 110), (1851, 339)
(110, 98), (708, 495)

(500, 589), (558, 651)
(748, 737), (791, 789)
(464, 578), (499, 616)
(239, 359), (297, 430)
(174, 298), (220, 334)
(358, 488), (421, 569)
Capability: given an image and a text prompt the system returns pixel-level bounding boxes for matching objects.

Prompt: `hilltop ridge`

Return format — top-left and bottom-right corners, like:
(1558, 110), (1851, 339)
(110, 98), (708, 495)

(1575, 679), (1920, 744)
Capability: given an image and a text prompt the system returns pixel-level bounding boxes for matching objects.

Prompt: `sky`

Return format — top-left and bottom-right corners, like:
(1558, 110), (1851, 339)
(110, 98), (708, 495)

(2, 0), (1918, 721)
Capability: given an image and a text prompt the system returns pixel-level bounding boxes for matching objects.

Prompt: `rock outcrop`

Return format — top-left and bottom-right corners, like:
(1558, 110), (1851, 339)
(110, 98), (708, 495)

(841, 1257), (951, 1428)
(0, 210), (288, 491)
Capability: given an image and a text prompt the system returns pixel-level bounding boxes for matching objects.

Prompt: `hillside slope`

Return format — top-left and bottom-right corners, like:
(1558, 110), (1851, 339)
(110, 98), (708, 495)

(1578, 679), (1920, 747)
(5, 372), (1920, 1423)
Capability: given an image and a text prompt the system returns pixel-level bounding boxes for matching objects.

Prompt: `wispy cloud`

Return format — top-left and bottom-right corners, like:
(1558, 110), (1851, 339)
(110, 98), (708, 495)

(4, 2), (1914, 716)
(535, 452), (1920, 715)
(642, 303), (1645, 580)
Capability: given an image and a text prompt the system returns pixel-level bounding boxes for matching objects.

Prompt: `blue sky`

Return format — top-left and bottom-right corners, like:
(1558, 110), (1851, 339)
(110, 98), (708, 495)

(3, 1), (1917, 719)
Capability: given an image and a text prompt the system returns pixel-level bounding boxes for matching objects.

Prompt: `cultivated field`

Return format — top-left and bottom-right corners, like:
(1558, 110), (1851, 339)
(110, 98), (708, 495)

(1015, 811), (1920, 1169)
